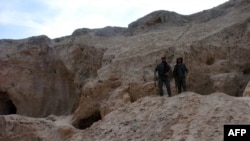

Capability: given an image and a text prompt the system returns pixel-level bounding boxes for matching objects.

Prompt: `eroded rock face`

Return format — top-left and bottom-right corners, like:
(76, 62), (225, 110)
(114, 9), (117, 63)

(74, 92), (250, 141)
(0, 0), (250, 140)
(0, 36), (76, 117)
(0, 114), (76, 141)
(72, 0), (250, 125)
(1, 93), (250, 141)
(0, 36), (105, 117)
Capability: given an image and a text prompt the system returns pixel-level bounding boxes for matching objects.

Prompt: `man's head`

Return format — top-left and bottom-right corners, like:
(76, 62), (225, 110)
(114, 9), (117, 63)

(161, 57), (166, 62)
(177, 57), (183, 63)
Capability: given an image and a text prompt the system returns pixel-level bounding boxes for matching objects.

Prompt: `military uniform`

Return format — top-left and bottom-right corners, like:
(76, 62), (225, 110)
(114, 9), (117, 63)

(155, 62), (172, 97)
(173, 59), (188, 94)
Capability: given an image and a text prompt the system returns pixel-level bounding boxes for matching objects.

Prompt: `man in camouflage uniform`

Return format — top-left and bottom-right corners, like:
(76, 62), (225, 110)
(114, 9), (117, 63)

(173, 57), (188, 94)
(154, 57), (172, 97)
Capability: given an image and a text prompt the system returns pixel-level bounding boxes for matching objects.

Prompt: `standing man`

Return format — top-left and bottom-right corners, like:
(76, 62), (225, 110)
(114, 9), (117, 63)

(173, 57), (188, 94)
(155, 57), (172, 97)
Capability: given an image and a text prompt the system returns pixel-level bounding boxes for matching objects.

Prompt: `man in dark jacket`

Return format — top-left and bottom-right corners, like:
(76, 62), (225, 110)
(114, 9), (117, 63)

(173, 57), (188, 94)
(154, 57), (172, 97)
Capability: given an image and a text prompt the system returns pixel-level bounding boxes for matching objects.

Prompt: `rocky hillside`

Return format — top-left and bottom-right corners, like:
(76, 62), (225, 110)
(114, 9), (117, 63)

(0, 0), (250, 140)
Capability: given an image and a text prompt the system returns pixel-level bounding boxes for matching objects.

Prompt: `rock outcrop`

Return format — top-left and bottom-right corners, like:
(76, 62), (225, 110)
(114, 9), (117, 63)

(0, 35), (105, 117)
(1, 92), (250, 141)
(72, 0), (250, 125)
(0, 0), (250, 140)
(74, 92), (250, 141)
(72, 26), (127, 37)
(0, 114), (76, 141)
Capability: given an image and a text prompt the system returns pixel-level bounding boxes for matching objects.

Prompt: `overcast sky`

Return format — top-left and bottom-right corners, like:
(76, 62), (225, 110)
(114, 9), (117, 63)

(0, 0), (229, 39)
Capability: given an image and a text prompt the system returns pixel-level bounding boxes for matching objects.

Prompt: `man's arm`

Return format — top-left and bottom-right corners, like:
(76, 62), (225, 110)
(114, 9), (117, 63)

(184, 64), (188, 73)
(154, 66), (158, 80)
(165, 64), (171, 76)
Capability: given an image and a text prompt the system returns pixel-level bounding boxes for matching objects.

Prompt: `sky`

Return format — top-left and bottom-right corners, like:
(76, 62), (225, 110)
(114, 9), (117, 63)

(0, 0), (229, 39)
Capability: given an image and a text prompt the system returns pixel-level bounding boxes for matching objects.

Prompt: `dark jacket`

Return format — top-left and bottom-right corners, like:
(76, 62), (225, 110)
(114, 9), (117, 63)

(173, 63), (188, 78)
(155, 62), (171, 78)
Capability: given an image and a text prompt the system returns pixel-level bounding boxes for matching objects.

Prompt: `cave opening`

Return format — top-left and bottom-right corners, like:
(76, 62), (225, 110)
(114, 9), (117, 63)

(0, 91), (17, 115)
(77, 111), (102, 130)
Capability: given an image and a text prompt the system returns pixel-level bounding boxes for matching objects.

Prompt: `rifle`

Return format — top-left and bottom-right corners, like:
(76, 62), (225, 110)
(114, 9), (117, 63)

(154, 75), (158, 95)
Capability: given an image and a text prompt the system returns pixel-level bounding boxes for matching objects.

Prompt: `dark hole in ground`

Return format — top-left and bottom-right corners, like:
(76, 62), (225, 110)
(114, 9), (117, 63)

(0, 91), (17, 115)
(77, 111), (101, 130)
(243, 67), (250, 74)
